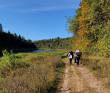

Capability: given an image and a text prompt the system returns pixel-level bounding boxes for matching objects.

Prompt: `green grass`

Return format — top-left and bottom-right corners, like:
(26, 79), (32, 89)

(0, 49), (67, 93)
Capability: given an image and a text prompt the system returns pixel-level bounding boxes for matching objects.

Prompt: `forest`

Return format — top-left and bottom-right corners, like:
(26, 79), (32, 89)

(34, 37), (73, 49)
(0, 24), (37, 55)
(66, 0), (110, 57)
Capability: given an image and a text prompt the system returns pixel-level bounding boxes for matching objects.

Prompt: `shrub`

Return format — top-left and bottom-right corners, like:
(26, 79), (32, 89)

(0, 50), (17, 76)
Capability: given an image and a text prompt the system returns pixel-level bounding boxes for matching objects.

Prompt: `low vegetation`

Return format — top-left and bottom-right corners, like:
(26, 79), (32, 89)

(0, 49), (66, 93)
(81, 55), (110, 88)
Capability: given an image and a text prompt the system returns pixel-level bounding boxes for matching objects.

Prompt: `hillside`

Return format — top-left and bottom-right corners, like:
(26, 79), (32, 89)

(34, 37), (73, 49)
(0, 24), (37, 55)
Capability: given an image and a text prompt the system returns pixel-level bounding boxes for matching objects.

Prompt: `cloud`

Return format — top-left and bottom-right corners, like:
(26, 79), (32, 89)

(19, 5), (78, 13)
(0, 0), (81, 13)
(3, 29), (9, 31)
(0, 2), (20, 9)
(0, 5), (11, 9)
(0, 1), (24, 9)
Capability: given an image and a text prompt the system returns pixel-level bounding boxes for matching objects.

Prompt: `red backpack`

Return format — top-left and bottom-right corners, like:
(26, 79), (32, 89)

(75, 52), (82, 57)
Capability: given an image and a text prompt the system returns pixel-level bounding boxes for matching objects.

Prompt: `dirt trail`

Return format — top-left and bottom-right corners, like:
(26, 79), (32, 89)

(60, 58), (110, 93)
(60, 61), (70, 93)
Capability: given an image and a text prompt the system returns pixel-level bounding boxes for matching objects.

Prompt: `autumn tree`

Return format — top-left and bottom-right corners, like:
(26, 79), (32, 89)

(67, 0), (110, 56)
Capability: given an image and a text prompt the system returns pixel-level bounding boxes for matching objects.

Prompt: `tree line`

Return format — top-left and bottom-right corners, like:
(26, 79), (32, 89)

(0, 24), (37, 55)
(66, 0), (110, 57)
(34, 37), (73, 49)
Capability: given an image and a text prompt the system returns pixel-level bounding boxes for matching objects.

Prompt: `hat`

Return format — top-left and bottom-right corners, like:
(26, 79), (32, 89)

(76, 50), (81, 52)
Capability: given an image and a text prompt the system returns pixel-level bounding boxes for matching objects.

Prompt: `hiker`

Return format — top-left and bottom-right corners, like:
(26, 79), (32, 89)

(74, 50), (82, 66)
(68, 51), (73, 66)
(66, 53), (68, 57)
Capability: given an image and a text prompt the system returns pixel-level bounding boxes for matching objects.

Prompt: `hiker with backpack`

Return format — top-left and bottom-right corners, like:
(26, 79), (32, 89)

(66, 53), (68, 57)
(74, 50), (82, 66)
(68, 51), (73, 66)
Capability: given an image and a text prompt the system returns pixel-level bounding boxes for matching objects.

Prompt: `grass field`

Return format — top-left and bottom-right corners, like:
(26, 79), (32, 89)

(1, 49), (109, 92)
(0, 49), (68, 93)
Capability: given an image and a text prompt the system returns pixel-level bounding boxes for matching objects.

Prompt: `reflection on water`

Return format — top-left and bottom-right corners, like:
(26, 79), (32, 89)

(32, 50), (55, 52)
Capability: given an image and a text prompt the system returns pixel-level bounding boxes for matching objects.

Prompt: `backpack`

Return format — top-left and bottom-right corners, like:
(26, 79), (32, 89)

(75, 50), (82, 58)
(69, 51), (73, 58)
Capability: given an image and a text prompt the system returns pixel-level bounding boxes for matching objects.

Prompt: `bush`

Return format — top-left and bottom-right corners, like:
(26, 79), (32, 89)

(0, 50), (17, 75)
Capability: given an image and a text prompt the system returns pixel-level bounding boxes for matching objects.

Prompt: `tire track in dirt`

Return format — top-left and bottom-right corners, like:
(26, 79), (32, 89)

(60, 61), (70, 93)
(77, 66), (110, 93)
(60, 58), (110, 93)
(60, 59), (94, 93)
(69, 65), (95, 93)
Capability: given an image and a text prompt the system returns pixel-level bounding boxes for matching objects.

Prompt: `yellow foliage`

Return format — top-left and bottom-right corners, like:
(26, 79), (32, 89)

(79, 17), (90, 23)
(81, 0), (90, 16)
(74, 38), (90, 52)
(78, 29), (85, 36)
(78, 1), (90, 37)
(78, 24), (89, 36)
(78, 29), (89, 36)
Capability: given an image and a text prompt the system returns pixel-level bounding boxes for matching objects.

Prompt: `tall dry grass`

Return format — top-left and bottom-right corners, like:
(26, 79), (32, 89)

(81, 55), (110, 88)
(0, 51), (65, 93)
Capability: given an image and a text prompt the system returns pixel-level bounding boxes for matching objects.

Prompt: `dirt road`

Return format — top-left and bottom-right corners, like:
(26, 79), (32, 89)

(60, 58), (110, 93)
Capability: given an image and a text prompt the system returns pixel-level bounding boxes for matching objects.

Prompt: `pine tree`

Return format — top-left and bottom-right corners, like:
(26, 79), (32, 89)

(0, 24), (3, 32)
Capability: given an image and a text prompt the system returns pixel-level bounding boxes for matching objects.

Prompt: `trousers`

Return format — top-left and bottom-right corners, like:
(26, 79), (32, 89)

(69, 58), (72, 65)
(75, 57), (80, 66)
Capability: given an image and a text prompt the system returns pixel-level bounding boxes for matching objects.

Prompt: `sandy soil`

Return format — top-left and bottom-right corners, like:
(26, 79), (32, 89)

(60, 62), (70, 93)
(60, 58), (110, 93)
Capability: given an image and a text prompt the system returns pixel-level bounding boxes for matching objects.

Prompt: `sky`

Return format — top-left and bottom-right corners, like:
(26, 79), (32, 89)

(0, 0), (81, 41)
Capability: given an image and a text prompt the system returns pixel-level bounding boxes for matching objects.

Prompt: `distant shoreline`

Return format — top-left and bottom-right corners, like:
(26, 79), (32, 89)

(0, 48), (38, 57)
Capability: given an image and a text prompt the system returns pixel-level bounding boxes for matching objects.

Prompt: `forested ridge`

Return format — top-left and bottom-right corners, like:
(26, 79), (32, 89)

(0, 24), (37, 55)
(66, 0), (110, 57)
(34, 37), (73, 49)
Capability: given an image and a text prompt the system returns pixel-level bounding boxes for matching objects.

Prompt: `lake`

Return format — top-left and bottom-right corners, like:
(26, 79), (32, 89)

(32, 49), (55, 52)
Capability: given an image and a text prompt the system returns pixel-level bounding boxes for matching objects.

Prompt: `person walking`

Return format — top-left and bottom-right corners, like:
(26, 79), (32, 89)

(68, 51), (73, 66)
(66, 53), (68, 57)
(74, 50), (82, 66)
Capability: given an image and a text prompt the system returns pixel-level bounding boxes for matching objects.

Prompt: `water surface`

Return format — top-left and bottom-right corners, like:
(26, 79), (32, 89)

(32, 49), (55, 52)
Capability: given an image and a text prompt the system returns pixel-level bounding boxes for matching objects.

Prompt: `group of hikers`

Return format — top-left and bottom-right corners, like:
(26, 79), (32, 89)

(66, 50), (82, 66)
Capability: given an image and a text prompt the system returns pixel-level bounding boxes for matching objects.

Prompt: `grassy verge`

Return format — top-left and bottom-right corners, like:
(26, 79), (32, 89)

(81, 55), (110, 89)
(0, 49), (66, 93)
